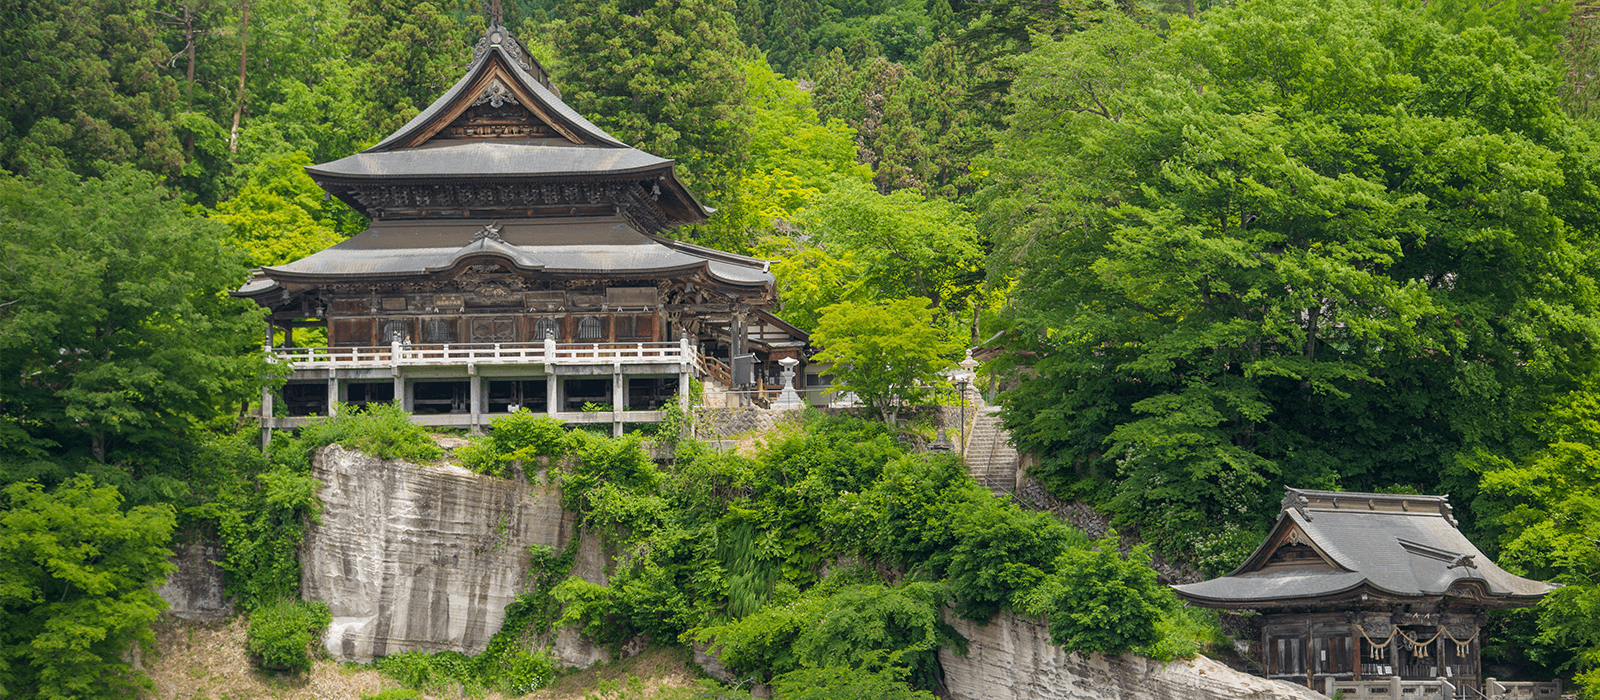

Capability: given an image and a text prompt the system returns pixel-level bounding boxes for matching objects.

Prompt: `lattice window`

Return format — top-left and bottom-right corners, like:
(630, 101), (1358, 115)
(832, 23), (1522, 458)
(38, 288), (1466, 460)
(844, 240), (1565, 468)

(424, 318), (456, 343)
(577, 315), (603, 341)
(534, 316), (561, 341)
(381, 320), (408, 343)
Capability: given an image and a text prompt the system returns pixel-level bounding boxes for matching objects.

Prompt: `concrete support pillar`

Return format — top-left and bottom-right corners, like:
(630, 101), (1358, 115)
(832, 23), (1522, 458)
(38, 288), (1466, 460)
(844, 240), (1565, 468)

(393, 374), (405, 410)
(547, 376), (558, 417)
(262, 322), (274, 450)
(679, 335), (692, 412)
(327, 372), (339, 416)
(469, 366), (482, 435)
(612, 366), (624, 437)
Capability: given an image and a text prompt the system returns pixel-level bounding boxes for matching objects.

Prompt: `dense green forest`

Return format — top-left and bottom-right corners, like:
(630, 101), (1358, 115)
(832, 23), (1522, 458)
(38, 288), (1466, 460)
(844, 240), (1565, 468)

(6, 0), (1600, 696)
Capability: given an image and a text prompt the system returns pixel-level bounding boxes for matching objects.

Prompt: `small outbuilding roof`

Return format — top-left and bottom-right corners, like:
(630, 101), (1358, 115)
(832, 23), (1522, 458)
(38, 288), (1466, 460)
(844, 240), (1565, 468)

(1172, 488), (1557, 610)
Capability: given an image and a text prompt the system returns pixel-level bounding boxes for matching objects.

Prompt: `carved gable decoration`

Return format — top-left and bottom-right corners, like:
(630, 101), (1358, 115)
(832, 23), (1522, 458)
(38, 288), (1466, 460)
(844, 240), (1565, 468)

(1253, 522), (1338, 573)
(439, 79), (556, 140)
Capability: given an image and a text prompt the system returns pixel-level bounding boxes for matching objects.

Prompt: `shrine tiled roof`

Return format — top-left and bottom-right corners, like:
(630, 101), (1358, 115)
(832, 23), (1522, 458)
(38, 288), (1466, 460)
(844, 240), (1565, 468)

(250, 217), (773, 289)
(1172, 488), (1557, 609)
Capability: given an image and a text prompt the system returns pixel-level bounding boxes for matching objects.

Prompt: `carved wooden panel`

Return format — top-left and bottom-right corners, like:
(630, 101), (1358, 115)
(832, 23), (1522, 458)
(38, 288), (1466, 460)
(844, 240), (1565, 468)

(379, 318), (415, 344)
(606, 287), (659, 308)
(333, 299), (369, 314)
(332, 318), (374, 347)
(470, 316), (516, 342)
(381, 297), (408, 311)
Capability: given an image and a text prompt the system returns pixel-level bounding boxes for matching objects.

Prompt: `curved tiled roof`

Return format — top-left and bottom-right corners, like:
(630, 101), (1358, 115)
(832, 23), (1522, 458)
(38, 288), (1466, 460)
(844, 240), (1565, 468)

(258, 217), (773, 289)
(1172, 488), (1557, 608)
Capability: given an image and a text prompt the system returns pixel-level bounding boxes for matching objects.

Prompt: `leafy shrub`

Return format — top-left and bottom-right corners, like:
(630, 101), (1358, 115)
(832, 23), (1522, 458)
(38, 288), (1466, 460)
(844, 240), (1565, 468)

(696, 575), (962, 690)
(246, 598), (332, 672)
(1138, 605), (1230, 662)
(459, 410), (574, 476)
(1020, 535), (1170, 656)
(299, 401), (443, 461)
(375, 647), (556, 696)
(771, 665), (937, 700)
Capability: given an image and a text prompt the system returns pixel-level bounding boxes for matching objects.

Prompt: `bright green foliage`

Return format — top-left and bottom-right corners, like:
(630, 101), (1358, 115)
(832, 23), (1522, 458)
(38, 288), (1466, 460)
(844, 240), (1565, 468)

(548, 414), (1189, 691)
(696, 574), (960, 689)
(983, 0), (1600, 563)
(939, 493), (1085, 620)
(549, 0), (753, 211)
(1477, 389), (1600, 690)
(810, 298), (960, 420)
(772, 665), (937, 700)
(300, 402), (445, 462)
(459, 410), (574, 476)
(246, 597), (332, 672)
(792, 180), (982, 314)
(1021, 535), (1171, 656)
(377, 647), (557, 696)
(0, 475), (176, 699)
(211, 152), (356, 267)
(0, 168), (267, 465)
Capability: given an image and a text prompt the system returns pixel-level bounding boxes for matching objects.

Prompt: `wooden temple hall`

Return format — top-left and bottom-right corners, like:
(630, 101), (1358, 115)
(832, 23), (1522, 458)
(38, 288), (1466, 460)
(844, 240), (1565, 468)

(1174, 488), (1561, 698)
(234, 22), (809, 436)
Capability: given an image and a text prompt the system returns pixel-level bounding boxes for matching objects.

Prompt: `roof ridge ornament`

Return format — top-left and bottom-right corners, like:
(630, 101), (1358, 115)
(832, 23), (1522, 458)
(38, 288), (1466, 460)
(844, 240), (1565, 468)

(473, 221), (503, 242)
(1281, 488), (1313, 522)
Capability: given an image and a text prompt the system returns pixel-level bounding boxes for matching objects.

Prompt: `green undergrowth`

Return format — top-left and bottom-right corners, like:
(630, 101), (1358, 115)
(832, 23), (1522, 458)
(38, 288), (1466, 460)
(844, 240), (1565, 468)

(300, 401), (444, 462)
(246, 598), (332, 673)
(536, 410), (1218, 696)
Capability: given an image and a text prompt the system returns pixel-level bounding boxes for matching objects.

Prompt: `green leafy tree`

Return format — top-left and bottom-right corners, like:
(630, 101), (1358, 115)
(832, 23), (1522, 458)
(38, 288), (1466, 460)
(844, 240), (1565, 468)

(0, 168), (268, 464)
(0, 476), (177, 699)
(1476, 389), (1600, 691)
(550, 0), (754, 213)
(982, 2), (1600, 559)
(809, 298), (959, 421)
(343, 0), (480, 134)
(0, 0), (186, 180)
(212, 152), (361, 267)
(787, 180), (982, 320)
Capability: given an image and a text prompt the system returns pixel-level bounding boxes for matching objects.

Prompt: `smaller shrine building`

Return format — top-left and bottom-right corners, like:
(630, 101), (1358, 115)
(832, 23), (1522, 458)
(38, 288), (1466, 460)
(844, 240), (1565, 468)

(1173, 488), (1559, 697)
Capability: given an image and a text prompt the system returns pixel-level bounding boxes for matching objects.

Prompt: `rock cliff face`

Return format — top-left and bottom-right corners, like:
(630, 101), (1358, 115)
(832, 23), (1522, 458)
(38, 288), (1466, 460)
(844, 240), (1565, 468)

(302, 445), (588, 663)
(940, 612), (1327, 700)
(157, 538), (233, 620)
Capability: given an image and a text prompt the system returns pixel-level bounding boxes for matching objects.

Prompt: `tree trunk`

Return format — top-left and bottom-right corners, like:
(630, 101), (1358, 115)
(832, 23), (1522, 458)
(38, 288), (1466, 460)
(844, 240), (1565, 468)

(227, 0), (251, 153)
(184, 4), (196, 152)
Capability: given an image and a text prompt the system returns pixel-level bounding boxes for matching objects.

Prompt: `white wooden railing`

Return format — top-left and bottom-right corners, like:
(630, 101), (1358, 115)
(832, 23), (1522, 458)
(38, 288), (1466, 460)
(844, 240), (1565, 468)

(1326, 677), (1560, 699)
(271, 337), (698, 370)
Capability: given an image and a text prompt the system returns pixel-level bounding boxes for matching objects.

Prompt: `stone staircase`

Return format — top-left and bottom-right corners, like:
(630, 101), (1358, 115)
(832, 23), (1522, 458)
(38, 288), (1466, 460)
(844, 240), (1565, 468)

(964, 407), (1019, 495)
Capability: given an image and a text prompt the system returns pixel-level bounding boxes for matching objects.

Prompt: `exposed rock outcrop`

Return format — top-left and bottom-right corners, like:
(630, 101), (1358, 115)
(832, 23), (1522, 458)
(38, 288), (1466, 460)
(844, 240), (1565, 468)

(302, 445), (589, 663)
(941, 611), (1327, 700)
(157, 538), (233, 620)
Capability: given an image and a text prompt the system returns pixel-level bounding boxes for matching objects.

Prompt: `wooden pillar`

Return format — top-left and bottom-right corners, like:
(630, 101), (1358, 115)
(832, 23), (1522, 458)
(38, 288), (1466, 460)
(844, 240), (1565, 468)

(1353, 626), (1362, 681)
